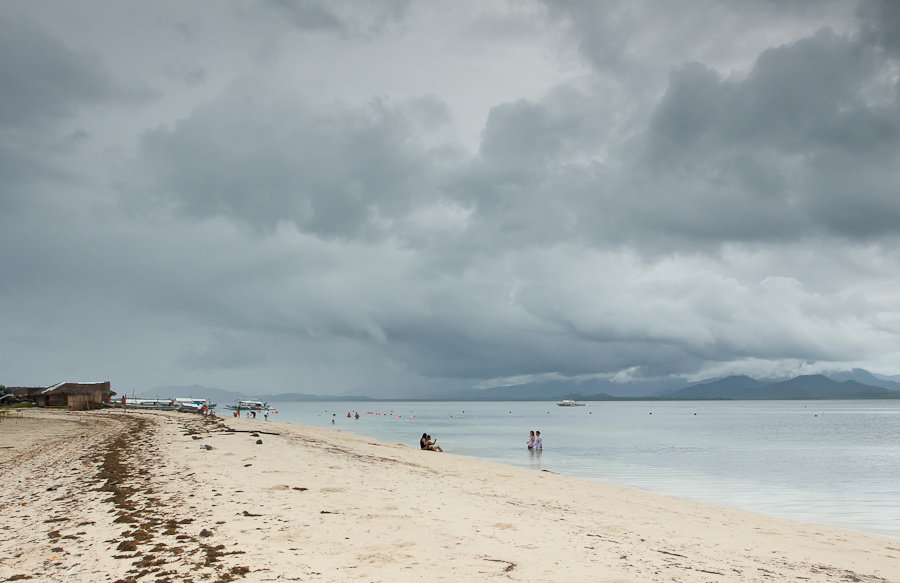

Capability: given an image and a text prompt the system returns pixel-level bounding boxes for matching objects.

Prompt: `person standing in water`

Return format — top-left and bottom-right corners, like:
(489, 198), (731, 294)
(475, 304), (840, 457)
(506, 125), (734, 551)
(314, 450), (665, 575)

(534, 430), (542, 449)
(526, 430), (535, 449)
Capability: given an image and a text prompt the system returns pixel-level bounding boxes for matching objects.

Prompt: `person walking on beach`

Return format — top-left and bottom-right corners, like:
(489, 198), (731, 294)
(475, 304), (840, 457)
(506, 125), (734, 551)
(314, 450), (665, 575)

(527, 430), (535, 449)
(534, 430), (542, 450)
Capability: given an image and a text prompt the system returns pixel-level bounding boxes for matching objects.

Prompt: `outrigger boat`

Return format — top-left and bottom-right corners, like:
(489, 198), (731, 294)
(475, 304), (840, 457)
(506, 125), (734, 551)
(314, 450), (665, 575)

(173, 397), (215, 412)
(120, 398), (177, 410)
(225, 399), (269, 411)
(116, 397), (214, 412)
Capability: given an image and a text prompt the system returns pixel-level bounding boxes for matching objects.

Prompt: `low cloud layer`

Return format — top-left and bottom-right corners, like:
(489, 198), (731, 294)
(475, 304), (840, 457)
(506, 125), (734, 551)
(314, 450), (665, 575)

(2, 1), (899, 397)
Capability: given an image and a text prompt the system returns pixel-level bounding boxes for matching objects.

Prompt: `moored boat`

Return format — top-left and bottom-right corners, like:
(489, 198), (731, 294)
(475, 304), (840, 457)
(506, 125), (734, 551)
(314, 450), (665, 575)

(556, 399), (585, 407)
(114, 397), (213, 412)
(173, 397), (216, 410)
(226, 399), (269, 411)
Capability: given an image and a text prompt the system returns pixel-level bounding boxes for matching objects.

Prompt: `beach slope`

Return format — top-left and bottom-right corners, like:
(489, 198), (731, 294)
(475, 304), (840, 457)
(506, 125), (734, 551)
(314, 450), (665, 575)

(0, 409), (897, 582)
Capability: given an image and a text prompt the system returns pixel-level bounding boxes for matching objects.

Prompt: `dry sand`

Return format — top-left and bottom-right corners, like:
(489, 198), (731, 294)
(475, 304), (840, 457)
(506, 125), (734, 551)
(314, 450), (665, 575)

(0, 408), (897, 583)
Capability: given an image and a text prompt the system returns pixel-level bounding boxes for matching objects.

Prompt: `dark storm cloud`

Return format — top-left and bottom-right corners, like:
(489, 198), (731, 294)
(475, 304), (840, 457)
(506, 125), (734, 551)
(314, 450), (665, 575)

(264, 0), (410, 35)
(858, 0), (900, 56)
(137, 94), (455, 238)
(447, 86), (610, 250)
(3, 1), (900, 396)
(0, 15), (107, 199)
(0, 12), (151, 211)
(264, 0), (347, 33)
(637, 27), (900, 242)
(175, 331), (268, 371)
(416, 2), (900, 385)
(471, 9), (900, 251)
(478, 97), (582, 182)
(0, 16), (112, 128)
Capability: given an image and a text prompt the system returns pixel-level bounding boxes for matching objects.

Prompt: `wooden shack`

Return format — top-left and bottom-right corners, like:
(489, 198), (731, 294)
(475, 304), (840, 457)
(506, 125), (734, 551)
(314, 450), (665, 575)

(32, 381), (113, 411)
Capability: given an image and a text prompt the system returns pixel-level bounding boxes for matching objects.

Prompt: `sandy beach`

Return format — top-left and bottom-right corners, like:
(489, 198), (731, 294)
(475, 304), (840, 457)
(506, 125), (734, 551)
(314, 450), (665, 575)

(0, 409), (897, 583)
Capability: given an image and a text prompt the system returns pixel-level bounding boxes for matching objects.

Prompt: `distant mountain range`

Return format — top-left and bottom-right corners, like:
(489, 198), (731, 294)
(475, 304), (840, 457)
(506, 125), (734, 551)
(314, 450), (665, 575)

(660, 373), (900, 400)
(146, 368), (900, 402)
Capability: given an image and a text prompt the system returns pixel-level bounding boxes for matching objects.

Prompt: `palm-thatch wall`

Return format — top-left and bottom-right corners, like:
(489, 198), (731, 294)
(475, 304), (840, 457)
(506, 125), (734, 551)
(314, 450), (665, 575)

(32, 382), (112, 410)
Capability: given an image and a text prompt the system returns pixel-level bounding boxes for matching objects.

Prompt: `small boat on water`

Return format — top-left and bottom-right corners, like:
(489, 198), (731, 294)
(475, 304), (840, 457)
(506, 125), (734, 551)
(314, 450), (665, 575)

(556, 399), (585, 407)
(225, 399), (269, 411)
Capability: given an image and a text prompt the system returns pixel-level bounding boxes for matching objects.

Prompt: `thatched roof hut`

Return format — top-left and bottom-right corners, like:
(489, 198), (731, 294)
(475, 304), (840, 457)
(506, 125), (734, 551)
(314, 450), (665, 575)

(29, 381), (113, 411)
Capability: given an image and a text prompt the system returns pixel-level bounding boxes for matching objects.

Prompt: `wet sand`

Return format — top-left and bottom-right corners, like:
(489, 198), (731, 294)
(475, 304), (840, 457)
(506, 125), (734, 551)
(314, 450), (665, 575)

(0, 408), (897, 582)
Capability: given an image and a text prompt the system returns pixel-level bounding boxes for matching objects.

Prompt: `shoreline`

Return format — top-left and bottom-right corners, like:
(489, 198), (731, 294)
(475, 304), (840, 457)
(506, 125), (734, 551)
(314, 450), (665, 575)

(1, 409), (897, 582)
(268, 399), (900, 539)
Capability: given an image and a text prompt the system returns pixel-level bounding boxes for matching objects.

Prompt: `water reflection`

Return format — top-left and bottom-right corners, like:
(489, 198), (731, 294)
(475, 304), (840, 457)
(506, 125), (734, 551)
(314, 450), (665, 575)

(528, 446), (543, 470)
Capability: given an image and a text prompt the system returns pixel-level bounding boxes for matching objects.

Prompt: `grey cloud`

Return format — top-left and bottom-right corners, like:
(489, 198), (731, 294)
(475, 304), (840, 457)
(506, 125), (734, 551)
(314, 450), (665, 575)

(540, 0), (636, 74)
(646, 63), (721, 153)
(4, 1), (900, 397)
(728, 30), (873, 145)
(627, 26), (900, 244)
(858, 0), (900, 56)
(265, 0), (347, 33)
(446, 88), (609, 249)
(136, 94), (454, 238)
(164, 63), (207, 86)
(542, 0), (854, 75)
(0, 15), (112, 128)
(530, 0), (899, 249)
(646, 29), (875, 159)
(478, 99), (567, 178)
(176, 332), (268, 371)
(0, 13), (152, 208)
(442, 20), (895, 254)
(264, 0), (410, 36)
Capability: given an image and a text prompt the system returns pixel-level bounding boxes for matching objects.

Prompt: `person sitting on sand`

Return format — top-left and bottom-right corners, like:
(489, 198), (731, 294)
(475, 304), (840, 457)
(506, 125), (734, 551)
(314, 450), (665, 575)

(420, 433), (443, 452)
(527, 430), (535, 449)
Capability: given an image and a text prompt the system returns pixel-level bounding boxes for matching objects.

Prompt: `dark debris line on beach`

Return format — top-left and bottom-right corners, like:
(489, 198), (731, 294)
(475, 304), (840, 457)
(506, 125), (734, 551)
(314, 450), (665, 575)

(93, 413), (250, 583)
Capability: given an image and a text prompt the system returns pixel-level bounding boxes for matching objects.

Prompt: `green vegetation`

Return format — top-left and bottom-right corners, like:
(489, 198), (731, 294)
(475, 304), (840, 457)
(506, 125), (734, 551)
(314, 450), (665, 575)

(0, 402), (33, 423)
(0, 402), (35, 410)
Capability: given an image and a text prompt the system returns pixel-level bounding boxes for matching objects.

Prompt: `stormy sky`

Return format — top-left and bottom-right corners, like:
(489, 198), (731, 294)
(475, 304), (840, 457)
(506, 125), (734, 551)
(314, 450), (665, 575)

(2, 0), (899, 397)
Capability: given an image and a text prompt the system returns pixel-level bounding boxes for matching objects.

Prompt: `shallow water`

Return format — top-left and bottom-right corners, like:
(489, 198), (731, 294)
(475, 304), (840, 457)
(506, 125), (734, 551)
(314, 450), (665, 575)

(256, 400), (900, 538)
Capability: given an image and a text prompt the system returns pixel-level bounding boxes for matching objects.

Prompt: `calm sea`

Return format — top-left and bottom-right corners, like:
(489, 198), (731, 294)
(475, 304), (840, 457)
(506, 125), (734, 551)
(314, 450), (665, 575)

(255, 400), (900, 538)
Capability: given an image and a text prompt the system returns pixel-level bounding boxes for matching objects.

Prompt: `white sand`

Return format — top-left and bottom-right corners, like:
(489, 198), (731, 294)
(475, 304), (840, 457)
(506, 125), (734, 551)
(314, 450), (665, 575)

(1, 408), (897, 582)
